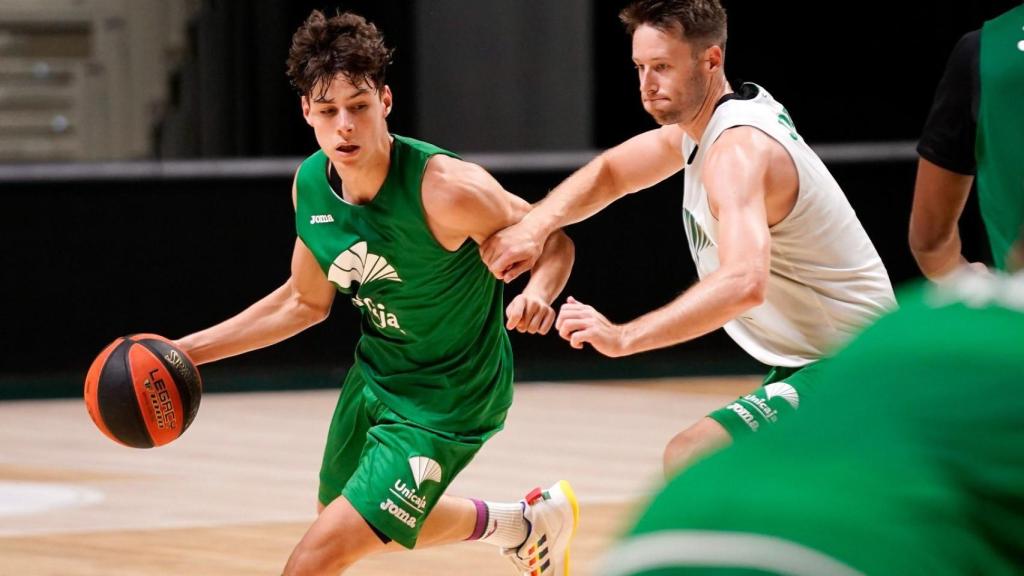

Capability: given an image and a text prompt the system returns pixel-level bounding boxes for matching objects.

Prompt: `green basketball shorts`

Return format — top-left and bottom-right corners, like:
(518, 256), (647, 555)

(318, 368), (504, 549)
(708, 361), (826, 438)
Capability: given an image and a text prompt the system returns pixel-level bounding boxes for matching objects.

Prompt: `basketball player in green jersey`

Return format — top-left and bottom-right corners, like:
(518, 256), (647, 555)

(911, 4), (1024, 277)
(482, 0), (895, 474)
(173, 11), (577, 576)
(602, 231), (1024, 576)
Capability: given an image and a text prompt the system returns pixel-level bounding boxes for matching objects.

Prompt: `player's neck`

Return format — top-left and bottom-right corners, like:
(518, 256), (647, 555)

(334, 135), (393, 205)
(680, 75), (731, 143)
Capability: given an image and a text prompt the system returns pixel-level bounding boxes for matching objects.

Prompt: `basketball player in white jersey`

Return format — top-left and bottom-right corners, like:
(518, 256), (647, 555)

(481, 0), (895, 474)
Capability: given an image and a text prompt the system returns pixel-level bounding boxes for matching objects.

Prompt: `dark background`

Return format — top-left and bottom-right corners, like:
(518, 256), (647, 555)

(1, 0), (1014, 397)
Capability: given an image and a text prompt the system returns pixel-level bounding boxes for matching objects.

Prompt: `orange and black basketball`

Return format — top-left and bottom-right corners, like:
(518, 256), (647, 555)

(84, 334), (202, 448)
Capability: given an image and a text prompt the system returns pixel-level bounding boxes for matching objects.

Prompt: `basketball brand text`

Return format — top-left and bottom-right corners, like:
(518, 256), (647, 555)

(145, 368), (177, 430)
(162, 349), (198, 390)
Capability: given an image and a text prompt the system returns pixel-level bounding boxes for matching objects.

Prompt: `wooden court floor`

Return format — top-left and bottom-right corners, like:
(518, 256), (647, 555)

(0, 377), (757, 576)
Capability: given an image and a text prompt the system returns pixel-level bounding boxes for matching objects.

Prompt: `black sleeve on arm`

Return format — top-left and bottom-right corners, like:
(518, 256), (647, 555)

(917, 30), (980, 176)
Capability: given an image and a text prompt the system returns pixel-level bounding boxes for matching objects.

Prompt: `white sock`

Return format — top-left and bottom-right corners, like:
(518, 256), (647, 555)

(478, 501), (528, 548)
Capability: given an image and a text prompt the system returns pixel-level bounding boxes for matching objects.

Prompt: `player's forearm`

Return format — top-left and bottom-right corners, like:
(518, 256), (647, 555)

(175, 283), (329, 365)
(522, 230), (575, 304)
(527, 155), (627, 237)
(910, 229), (966, 280)
(620, 267), (765, 355)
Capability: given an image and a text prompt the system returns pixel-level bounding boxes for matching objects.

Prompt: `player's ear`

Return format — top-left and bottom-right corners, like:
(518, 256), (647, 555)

(705, 44), (724, 73)
(381, 85), (393, 118)
(301, 95), (313, 126)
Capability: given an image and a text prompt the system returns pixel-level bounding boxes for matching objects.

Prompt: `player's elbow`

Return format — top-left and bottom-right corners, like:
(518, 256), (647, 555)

(908, 223), (953, 258)
(290, 293), (332, 326)
(303, 300), (332, 324)
(554, 230), (575, 262)
(733, 266), (767, 309)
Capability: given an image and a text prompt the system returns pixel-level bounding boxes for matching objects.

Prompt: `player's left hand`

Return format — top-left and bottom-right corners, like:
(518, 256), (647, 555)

(506, 293), (556, 334)
(555, 296), (630, 357)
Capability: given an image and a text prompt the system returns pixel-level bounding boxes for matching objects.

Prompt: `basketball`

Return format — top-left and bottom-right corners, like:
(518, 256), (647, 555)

(84, 334), (202, 448)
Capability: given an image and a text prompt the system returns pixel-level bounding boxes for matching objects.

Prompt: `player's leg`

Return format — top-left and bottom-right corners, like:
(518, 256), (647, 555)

(307, 378), (575, 574)
(285, 496), (388, 575)
(313, 495), (475, 545)
(292, 484), (576, 575)
(662, 417), (732, 476)
(663, 364), (821, 476)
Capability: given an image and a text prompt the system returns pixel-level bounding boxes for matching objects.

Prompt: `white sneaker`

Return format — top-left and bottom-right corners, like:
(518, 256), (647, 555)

(503, 480), (579, 576)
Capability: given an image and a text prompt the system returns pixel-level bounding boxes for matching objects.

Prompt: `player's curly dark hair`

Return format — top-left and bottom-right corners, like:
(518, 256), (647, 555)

(286, 10), (394, 100)
(619, 0), (728, 53)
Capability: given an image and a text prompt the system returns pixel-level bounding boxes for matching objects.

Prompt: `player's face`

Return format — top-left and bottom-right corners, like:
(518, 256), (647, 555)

(302, 75), (392, 167)
(632, 24), (710, 126)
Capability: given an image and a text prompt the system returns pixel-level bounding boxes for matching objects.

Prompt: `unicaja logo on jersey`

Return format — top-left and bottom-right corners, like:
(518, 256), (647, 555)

(765, 382), (800, 409)
(408, 456), (442, 489)
(328, 241), (405, 333)
(328, 241), (401, 291)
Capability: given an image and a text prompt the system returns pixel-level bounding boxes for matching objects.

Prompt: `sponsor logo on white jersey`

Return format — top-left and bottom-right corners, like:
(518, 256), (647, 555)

(683, 207), (714, 266)
(310, 214), (335, 224)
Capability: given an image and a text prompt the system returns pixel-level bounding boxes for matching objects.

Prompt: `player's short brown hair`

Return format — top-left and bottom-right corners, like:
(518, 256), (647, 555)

(286, 10), (394, 100)
(619, 0), (728, 52)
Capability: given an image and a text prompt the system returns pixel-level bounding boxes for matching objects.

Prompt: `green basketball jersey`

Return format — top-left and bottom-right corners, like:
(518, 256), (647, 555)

(295, 135), (513, 433)
(978, 5), (1024, 269)
(607, 273), (1024, 576)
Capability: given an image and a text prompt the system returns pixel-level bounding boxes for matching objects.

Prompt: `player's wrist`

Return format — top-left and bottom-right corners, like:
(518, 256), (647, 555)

(522, 209), (559, 244)
(616, 323), (638, 357)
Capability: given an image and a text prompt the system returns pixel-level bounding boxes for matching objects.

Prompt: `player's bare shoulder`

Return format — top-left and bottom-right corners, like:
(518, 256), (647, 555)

(705, 126), (797, 223)
(421, 155), (497, 248)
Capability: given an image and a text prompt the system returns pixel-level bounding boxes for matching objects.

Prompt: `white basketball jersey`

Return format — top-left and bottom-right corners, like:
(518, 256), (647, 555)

(682, 83), (895, 367)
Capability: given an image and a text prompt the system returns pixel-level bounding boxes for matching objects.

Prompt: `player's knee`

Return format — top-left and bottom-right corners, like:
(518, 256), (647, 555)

(663, 429), (702, 477)
(663, 422), (730, 478)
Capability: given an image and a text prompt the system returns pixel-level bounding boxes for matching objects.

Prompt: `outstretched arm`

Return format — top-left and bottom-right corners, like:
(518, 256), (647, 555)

(423, 155), (574, 334)
(556, 127), (774, 356)
(480, 124), (686, 282)
(175, 174), (337, 364)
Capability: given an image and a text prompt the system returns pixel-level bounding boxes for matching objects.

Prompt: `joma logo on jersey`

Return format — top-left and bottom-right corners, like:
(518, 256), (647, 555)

(726, 402), (759, 431)
(380, 498), (417, 528)
(328, 241), (405, 333)
(310, 214), (335, 224)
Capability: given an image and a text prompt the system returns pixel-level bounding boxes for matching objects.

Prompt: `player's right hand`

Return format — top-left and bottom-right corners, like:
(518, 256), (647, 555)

(505, 292), (556, 334)
(480, 221), (546, 283)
